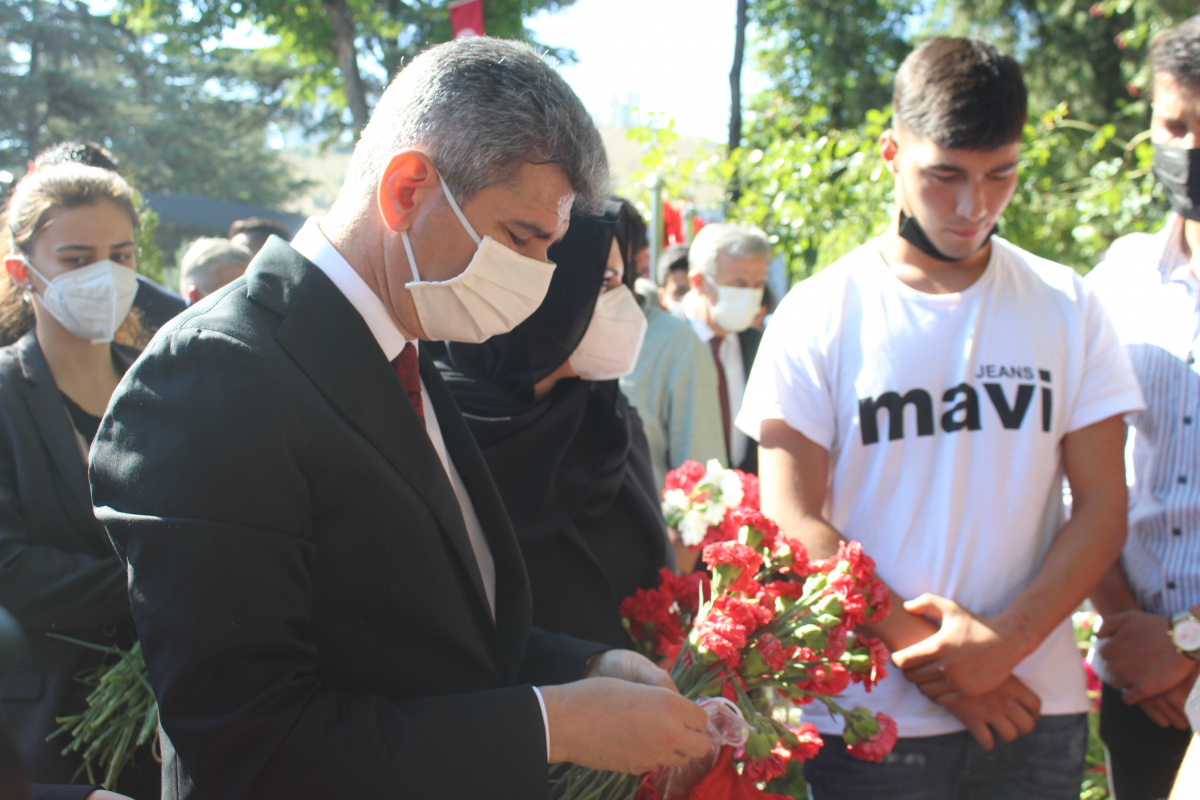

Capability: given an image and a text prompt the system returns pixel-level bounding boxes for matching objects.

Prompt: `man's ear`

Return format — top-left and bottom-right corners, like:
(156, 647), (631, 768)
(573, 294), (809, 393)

(4, 257), (29, 287)
(184, 284), (204, 306)
(879, 129), (900, 175)
(688, 272), (706, 293)
(377, 150), (437, 233)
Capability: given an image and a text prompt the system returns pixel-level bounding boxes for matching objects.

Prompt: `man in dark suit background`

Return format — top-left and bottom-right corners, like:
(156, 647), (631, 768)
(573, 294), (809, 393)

(89, 37), (709, 800)
(672, 223), (771, 474)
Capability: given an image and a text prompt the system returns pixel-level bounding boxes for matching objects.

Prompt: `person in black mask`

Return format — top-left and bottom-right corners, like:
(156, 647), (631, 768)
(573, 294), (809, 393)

(1084, 14), (1200, 800)
(431, 203), (672, 649)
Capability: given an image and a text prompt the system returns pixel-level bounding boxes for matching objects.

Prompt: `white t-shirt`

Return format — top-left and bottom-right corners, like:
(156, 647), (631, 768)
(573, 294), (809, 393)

(736, 237), (1145, 737)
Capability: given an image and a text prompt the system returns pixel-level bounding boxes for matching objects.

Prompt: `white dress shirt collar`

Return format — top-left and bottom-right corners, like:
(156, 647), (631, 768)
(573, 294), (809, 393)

(291, 218), (412, 361)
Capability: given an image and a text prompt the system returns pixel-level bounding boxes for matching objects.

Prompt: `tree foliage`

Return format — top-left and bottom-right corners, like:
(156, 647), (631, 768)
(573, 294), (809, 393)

(0, 0), (304, 208)
(619, 0), (1179, 289)
(118, 0), (580, 139)
(748, 0), (913, 133)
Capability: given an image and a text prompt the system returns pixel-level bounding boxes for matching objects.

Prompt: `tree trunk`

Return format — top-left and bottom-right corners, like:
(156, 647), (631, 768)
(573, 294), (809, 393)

(323, 0), (371, 131)
(727, 0), (748, 203)
(25, 33), (41, 160)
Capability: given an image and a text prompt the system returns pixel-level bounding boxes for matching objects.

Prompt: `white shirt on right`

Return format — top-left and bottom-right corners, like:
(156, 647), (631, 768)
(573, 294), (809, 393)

(736, 236), (1145, 738)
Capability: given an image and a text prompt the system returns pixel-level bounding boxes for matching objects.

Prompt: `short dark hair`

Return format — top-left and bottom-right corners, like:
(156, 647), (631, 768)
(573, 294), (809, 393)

(33, 141), (120, 173)
(894, 37), (1027, 150)
(657, 243), (690, 288)
(1150, 15), (1200, 90)
(229, 217), (291, 239)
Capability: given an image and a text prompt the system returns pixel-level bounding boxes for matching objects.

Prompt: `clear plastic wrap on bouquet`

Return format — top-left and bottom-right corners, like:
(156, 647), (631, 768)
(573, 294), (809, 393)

(650, 697), (752, 800)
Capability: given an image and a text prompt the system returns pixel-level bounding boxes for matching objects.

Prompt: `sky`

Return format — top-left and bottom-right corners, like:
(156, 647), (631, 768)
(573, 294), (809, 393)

(526, 0), (765, 141)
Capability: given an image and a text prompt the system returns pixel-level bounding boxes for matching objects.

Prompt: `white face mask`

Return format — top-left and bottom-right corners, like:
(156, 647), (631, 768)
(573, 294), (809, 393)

(568, 284), (648, 381)
(23, 257), (138, 344)
(401, 171), (556, 344)
(706, 277), (763, 334)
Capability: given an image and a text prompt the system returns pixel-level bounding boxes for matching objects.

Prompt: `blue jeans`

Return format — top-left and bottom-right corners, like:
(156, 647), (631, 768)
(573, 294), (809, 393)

(803, 713), (1088, 800)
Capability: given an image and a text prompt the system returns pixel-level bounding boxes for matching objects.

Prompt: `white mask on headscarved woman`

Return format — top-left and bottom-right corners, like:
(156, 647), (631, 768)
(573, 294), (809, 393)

(401, 171), (557, 344)
(568, 284), (648, 381)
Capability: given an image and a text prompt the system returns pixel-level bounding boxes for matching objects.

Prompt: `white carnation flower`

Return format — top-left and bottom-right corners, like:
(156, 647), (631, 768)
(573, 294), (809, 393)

(661, 489), (689, 519)
(702, 501), (727, 526)
(719, 470), (744, 508)
(679, 511), (710, 547)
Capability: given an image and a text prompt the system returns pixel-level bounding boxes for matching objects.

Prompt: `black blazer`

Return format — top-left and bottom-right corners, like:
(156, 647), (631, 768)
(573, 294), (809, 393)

(89, 239), (602, 800)
(0, 331), (141, 786)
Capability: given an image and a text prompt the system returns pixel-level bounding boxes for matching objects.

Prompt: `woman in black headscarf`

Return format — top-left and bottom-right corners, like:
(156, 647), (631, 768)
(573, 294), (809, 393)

(431, 202), (670, 649)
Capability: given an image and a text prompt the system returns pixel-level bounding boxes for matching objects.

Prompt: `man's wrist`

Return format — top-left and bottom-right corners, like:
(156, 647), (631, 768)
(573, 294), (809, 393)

(1169, 610), (1200, 661)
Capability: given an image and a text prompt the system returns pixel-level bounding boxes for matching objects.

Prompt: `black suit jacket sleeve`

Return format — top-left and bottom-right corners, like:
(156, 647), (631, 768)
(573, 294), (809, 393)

(90, 258), (596, 800)
(0, 336), (129, 632)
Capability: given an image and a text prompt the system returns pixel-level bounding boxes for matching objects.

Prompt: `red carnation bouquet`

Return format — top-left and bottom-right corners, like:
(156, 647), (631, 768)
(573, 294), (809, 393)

(550, 461), (897, 800)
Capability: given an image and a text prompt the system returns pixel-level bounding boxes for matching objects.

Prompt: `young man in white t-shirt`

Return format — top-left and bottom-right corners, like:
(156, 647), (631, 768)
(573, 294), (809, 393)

(736, 37), (1146, 799)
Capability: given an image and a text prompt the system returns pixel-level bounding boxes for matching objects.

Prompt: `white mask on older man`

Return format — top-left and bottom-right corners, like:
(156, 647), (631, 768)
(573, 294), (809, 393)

(402, 170), (556, 344)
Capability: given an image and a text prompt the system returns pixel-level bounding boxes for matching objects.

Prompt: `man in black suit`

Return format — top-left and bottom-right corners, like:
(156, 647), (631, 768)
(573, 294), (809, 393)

(89, 38), (709, 800)
(673, 223), (772, 474)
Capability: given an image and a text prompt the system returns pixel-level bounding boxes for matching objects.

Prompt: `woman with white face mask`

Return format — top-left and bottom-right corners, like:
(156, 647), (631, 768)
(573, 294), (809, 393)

(429, 202), (669, 649)
(0, 164), (158, 798)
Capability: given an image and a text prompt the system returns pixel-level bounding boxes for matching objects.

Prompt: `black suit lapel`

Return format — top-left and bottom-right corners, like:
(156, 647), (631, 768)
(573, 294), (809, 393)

(421, 352), (532, 677)
(256, 242), (499, 634)
(15, 333), (104, 538)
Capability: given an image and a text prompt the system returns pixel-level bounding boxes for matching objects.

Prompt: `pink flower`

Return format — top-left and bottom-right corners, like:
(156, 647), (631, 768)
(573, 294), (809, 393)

(790, 722), (824, 762)
(799, 661), (852, 698)
(664, 460), (707, 494)
(738, 471), (760, 511)
(755, 632), (788, 673)
(847, 713), (898, 763)
(704, 541), (764, 572)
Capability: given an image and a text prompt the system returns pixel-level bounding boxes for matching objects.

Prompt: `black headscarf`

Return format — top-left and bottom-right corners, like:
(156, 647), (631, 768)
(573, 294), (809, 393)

(432, 205), (670, 648)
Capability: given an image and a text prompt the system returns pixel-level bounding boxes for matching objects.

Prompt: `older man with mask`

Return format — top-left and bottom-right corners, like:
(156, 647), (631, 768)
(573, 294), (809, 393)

(674, 223), (771, 474)
(88, 38), (709, 800)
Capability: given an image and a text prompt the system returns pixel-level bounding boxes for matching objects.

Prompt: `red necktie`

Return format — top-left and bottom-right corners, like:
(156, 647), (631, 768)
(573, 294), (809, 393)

(392, 342), (424, 423)
(710, 336), (731, 458)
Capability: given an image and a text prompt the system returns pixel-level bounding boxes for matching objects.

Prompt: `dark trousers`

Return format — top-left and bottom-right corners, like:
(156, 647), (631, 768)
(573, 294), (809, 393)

(803, 713), (1087, 800)
(1100, 682), (1193, 800)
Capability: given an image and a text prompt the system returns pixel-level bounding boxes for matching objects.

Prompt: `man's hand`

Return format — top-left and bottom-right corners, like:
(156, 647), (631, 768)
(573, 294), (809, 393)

(540, 678), (711, 773)
(1098, 609), (1197, 704)
(585, 649), (678, 691)
(938, 675), (1042, 751)
(1139, 680), (1196, 730)
(891, 593), (1029, 700)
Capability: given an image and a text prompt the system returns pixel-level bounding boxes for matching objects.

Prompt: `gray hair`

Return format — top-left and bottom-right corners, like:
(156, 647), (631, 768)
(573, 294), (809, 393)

(345, 37), (609, 213)
(688, 223), (772, 279)
(179, 237), (252, 294)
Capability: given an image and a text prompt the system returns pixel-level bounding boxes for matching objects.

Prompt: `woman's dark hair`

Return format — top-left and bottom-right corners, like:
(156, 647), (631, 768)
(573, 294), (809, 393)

(894, 37), (1028, 150)
(1150, 15), (1200, 91)
(611, 197), (646, 289)
(0, 164), (145, 347)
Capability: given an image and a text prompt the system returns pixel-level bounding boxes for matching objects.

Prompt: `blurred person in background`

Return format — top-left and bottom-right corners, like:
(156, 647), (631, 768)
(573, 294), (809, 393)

(177, 237), (252, 305)
(228, 216), (291, 256)
(0, 164), (158, 798)
(674, 223), (770, 474)
(656, 242), (691, 312)
(617, 201), (726, 569)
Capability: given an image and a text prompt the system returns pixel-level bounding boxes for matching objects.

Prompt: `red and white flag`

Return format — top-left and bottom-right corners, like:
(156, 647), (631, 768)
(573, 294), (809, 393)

(449, 0), (484, 39)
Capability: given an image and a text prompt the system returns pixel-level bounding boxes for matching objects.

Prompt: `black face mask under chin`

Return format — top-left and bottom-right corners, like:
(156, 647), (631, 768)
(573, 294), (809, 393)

(1154, 143), (1200, 223)
(897, 210), (999, 263)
